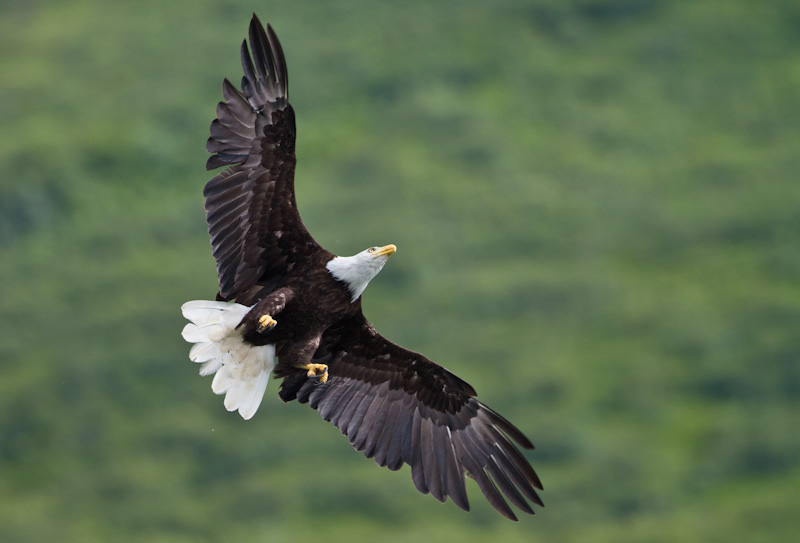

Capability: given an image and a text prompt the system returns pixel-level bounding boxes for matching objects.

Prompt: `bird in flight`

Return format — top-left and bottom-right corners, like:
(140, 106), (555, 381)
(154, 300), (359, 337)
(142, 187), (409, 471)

(181, 14), (543, 520)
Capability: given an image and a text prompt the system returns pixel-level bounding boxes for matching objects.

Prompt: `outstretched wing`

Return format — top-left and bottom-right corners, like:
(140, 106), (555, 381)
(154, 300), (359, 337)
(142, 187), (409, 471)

(204, 15), (328, 302)
(279, 314), (544, 521)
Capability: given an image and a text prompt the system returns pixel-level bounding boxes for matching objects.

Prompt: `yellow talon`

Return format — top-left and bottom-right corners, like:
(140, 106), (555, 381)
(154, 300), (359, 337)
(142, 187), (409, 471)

(301, 363), (329, 383)
(257, 314), (277, 333)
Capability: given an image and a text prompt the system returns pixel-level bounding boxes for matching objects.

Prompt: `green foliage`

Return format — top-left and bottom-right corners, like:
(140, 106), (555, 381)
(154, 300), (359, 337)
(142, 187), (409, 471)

(1, 0), (798, 541)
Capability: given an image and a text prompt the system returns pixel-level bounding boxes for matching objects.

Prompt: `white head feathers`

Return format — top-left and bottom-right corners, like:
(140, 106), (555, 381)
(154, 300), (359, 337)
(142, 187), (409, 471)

(326, 244), (397, 302)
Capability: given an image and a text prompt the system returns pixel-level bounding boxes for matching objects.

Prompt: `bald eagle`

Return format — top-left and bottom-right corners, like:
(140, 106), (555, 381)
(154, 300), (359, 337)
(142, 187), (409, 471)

(181, 14), (543, 521)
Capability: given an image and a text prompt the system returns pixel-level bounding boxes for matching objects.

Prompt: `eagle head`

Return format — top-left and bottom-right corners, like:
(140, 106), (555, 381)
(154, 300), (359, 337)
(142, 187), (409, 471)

(326, 244), (397, 302)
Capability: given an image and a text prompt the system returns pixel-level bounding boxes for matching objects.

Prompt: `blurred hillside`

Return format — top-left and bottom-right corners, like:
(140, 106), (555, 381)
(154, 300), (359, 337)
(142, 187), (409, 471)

(1, 0), (798, 541)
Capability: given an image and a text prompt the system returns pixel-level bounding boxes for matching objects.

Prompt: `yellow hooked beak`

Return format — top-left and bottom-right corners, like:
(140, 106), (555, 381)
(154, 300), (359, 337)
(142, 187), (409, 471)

(371, 244), (397, 257)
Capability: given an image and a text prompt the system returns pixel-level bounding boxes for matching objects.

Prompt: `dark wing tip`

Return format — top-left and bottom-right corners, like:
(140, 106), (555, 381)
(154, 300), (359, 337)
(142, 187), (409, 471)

(243, 14), (288, 104)
(205, 155), (227, 171)
(483, 405), (536, 450)
(265, 23), (289, 96)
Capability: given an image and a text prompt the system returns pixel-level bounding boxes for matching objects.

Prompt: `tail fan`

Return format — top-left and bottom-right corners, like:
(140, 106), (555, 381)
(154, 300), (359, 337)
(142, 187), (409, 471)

(181, 300), (275, 420)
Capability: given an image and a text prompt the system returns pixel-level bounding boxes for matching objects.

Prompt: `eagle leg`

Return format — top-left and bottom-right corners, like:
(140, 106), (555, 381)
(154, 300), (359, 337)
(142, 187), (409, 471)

(299, 363), (328, 383)
(248, 287), (294, 334)
(256, 314), (277, 333)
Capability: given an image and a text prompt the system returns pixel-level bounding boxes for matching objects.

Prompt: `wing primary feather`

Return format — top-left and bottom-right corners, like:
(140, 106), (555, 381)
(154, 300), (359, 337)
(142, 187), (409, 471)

(336, 387), (370, 436)
(208, 118), (251, 146)
(443, 426), (470, 511)
(205, 193), (248, 225)
(398, 396), (418, 464)
(410, 461), (428, 496)
(298, 378), (329, 406)
(420, 417), (445, 502)
(316, 380), (350, 421)
(463, 418), (542, 514)
(485, 455), (535, 515)
(361, 392), (392, 458)
(239, 39), (258, 102)
(372, 397), (404, 467)
(203, 168), (246, 197)
(478, 405), (535, 450)
(351, 389), (388, 452)
(430, 421), (453, 501)
(481, 422), (542, 490)
(266, 24), (288, 96)
(455, 439), (517, 521)
(492, 444), (545, 507)
(208, 223), (243, 256)
(383, 401), (411, 470)
(207, 212), (242, 244)
(387, 395), (417, 469)
(215, 103), (253, 137)
(248, 16), (276, 100)
(206, 155), (232, 171)
(327, 381), (361, 428)
(346, 388), (378, 442)
(472, 464), (517, 521)
(409, 408), (429, 494)
(219, 79), (255, 125)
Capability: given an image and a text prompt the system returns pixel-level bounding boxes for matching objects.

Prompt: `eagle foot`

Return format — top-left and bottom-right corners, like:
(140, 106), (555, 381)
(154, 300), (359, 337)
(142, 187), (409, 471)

(300, 363), (329, 383)
(256, 314), (277, 333)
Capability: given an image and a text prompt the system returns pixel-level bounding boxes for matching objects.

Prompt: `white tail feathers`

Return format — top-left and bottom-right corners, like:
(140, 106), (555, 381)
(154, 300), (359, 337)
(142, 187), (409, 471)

(181, 300), (275, 420)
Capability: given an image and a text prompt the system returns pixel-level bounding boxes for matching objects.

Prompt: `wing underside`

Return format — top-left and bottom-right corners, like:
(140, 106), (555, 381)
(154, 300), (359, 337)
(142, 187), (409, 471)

(279, 315), (544, 520)
(204, 15), (325, 302)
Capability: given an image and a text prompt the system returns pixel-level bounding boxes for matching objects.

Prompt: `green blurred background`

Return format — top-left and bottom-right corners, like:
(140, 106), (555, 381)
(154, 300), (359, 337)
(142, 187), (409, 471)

(2, 0), (798, 541)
